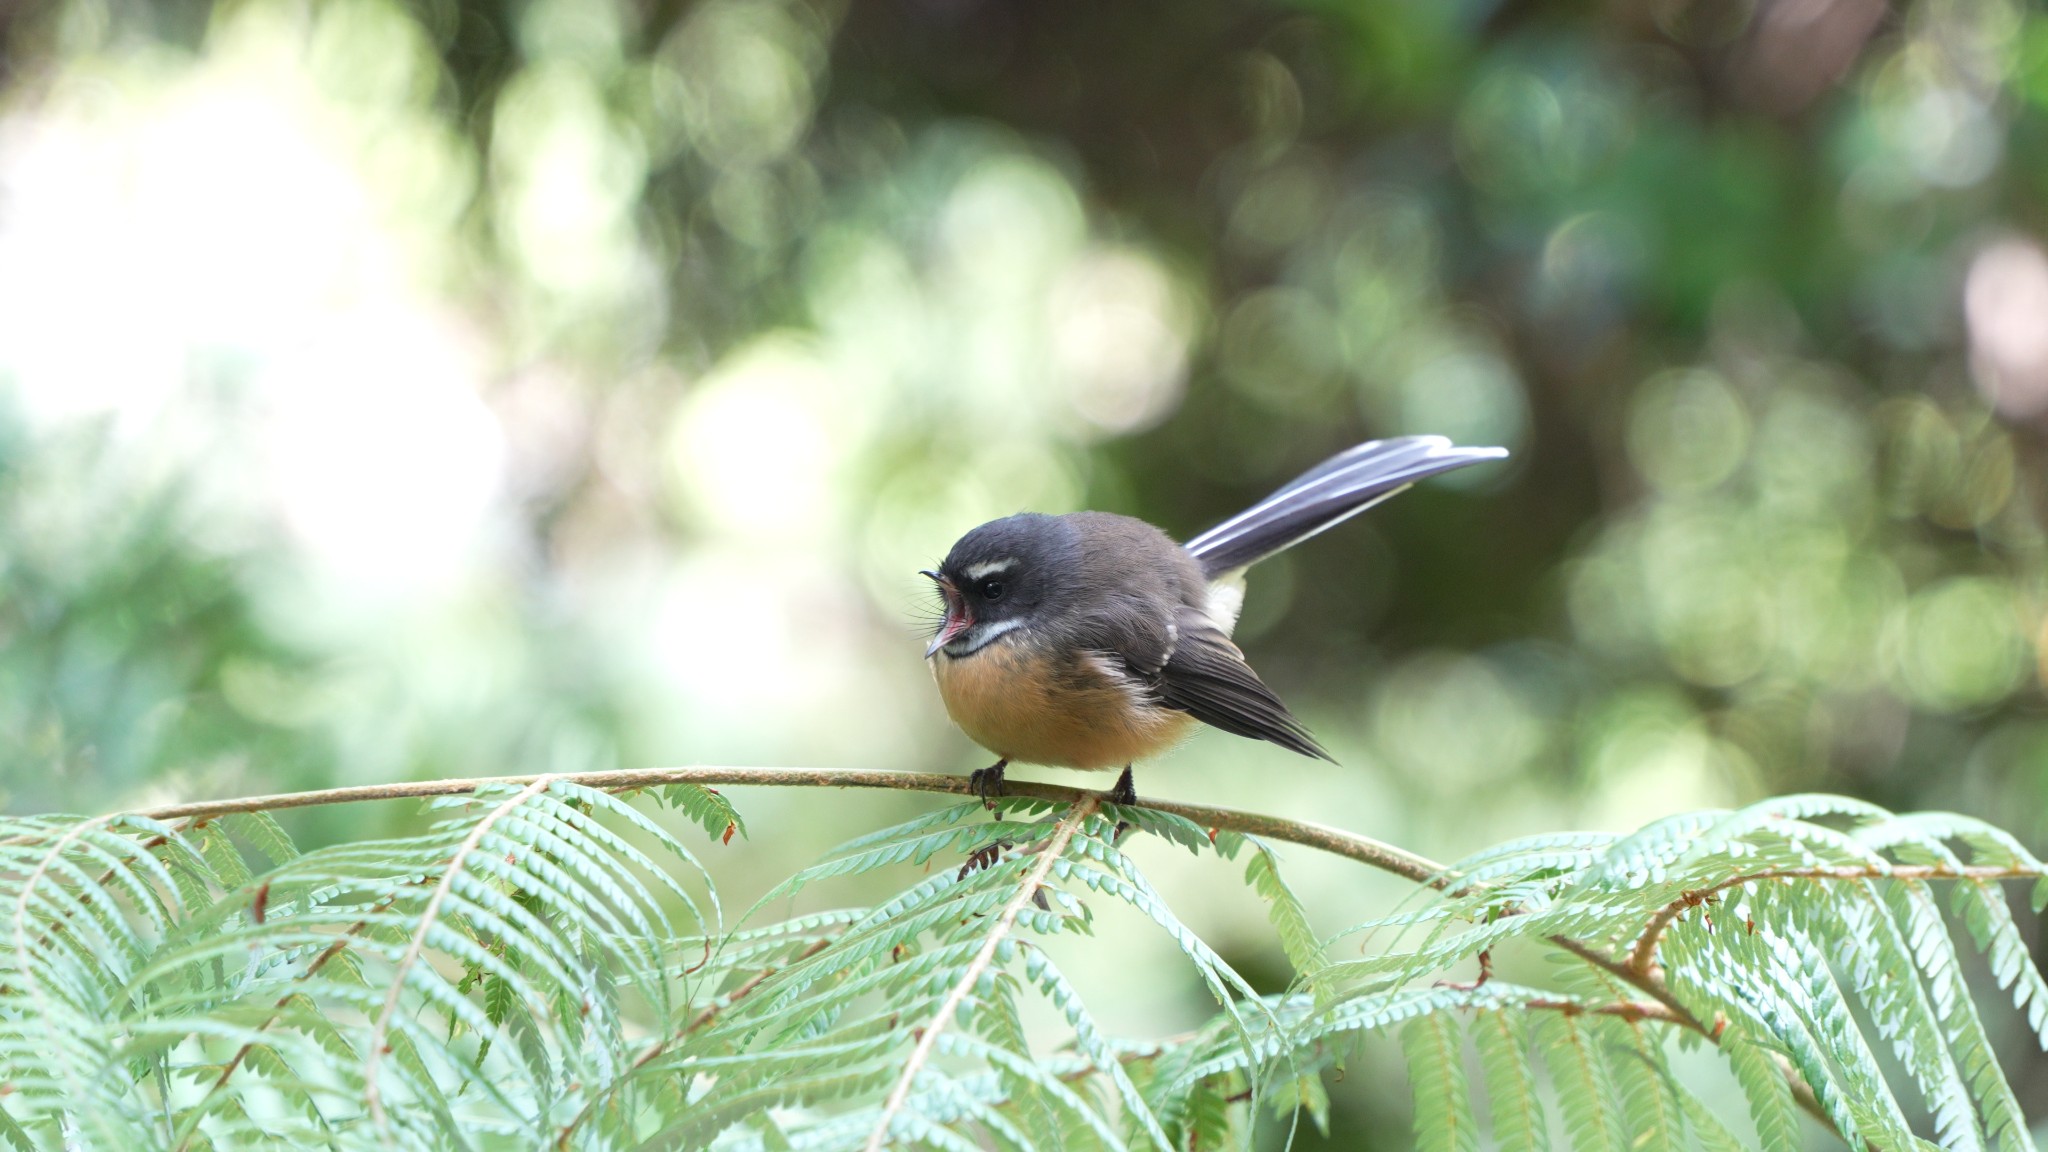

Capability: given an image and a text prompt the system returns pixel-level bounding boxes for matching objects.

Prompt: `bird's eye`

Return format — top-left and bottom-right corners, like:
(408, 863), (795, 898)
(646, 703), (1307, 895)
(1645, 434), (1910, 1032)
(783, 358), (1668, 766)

(978, 579), (1005, 601)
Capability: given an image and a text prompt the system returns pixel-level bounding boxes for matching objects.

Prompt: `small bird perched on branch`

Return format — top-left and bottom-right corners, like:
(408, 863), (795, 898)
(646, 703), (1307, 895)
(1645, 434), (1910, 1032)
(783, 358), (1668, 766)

(921, 436), (1507, 805)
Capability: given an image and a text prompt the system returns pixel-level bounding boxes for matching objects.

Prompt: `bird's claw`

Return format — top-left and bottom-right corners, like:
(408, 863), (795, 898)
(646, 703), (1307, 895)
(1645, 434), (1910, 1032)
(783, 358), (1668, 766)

(1107, 765), (1137, 807)
(970, 759), (1009, 809)
(1108, 765), (1137, 840)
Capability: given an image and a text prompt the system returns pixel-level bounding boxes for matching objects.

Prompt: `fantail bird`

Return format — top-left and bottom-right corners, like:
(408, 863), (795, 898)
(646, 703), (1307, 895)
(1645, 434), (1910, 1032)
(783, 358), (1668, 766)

(921, 435), (1508, 805)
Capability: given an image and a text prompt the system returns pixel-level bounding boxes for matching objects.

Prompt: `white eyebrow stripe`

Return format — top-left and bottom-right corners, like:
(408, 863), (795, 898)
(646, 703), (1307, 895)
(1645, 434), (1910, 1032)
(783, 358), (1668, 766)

(962, 559), (1016, 582)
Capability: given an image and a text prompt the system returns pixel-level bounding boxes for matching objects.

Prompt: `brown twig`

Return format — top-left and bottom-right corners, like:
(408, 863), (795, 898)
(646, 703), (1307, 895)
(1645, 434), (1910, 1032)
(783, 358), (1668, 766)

(87, 765), (1442, 887)
(1551, 935), (1715, 1038)
(1520, 997), (1691, 1026)
(1437, 947), (1492, 991)
(1623, 864), (2039, 978)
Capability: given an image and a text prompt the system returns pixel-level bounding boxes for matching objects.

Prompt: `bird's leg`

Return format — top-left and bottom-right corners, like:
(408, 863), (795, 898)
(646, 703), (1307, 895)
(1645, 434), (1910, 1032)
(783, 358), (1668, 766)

(1108, 765), (1137, 806)
(970, 758), (1009, 809)
(1108, 765), (1137, 841)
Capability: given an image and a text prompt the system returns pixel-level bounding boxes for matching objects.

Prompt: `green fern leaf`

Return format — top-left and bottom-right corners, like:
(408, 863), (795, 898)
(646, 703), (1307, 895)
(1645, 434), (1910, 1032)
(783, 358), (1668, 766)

(758, 812), (1051, 905)
(1601, 1016), (1683, 1152)
(946, 1032), (1137, 1152)
(1055, 844), (1270, 1026)
(658, 781), (747, 843)
(1272, 1067), (1330, 1137)
(1402, 1014), (1477, 1152)
(0, 1103), (39, 1152)
(224, 811), (300, 869)
(1178, 1076), (1237, 1151)
(1103, 804), (1246, 859)
(1763, 926), (1924, 1150)
(1244, 843), (1325, 980)
(192, 821), (255, 891)
(1720, 1024), (1802, 1147)
(1830, 880), (1985, 1152)
(1952, 879), (2048, 1053)
(1669, 1070), (1761, 1152)
(1537, 1011), (1623, 1152)
(1019, 946), (1175, 1151)
(1890, 881), (2031, 1152)
(1473, 1009), (1547, 1152)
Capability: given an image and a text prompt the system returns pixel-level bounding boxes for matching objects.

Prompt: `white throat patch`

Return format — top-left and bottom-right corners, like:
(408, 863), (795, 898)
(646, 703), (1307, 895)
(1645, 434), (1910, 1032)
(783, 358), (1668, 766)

(945, 615), (1026, 656)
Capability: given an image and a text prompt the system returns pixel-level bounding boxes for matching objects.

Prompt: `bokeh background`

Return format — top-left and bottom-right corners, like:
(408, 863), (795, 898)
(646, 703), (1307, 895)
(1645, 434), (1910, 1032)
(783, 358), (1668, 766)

(2, 0), (2045, 1142)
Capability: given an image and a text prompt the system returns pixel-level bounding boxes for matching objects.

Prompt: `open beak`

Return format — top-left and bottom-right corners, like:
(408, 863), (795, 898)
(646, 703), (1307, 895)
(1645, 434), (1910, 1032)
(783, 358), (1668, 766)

(921, 569), (972, 657)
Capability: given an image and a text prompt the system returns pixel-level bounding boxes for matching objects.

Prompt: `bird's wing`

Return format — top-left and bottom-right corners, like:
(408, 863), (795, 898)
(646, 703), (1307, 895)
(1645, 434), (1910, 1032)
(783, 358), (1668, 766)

(1146, 610), (1333, 762)
(1069, 595), (1332, 763)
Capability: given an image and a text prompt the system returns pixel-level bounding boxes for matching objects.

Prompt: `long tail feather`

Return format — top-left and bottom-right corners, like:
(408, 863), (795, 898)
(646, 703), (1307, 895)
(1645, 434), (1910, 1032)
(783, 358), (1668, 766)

(1183, 436), (1507, 579)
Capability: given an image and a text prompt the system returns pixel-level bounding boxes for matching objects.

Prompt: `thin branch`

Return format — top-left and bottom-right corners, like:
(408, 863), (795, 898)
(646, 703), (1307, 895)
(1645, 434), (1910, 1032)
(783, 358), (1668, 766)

(1556, 931), (1882, 1145)
(1551, 935), (1714, 1038)
(863, 795), (1101, 1152)
(1437, 947), (1491, 991)
(1624, 864), (2039, 977)
(1520, 997), (1691, 1027)
(365, 774), (555, 1133)
(100, 765), (1445, 886)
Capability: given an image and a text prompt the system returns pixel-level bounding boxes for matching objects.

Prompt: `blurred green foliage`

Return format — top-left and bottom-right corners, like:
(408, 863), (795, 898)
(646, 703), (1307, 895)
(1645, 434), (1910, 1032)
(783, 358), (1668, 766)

(1, 0), (2046, 1140)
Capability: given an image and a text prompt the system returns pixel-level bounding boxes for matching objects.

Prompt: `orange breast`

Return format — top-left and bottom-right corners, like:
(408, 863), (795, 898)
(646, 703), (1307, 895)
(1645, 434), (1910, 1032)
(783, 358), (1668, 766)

(930, 642), (1195, 771)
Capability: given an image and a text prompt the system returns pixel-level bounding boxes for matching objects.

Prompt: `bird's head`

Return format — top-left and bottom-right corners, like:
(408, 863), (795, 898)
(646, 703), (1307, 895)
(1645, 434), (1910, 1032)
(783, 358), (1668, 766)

(921, 513), (1075, 658)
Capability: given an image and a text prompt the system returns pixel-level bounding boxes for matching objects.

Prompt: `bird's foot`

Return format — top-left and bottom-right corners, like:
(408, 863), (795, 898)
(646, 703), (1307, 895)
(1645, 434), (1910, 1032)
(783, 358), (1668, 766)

(970, 758), (1009, 809)
(957, 839), (1015, 880)
(1108, 765), (1137, 807)
(1108, 765), (1136, 841)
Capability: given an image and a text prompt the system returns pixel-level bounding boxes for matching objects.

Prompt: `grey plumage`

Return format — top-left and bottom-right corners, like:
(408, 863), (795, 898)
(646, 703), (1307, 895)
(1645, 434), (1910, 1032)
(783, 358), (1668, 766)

(924, 435), (1507, 770)
(1024, 519), (1329, 760)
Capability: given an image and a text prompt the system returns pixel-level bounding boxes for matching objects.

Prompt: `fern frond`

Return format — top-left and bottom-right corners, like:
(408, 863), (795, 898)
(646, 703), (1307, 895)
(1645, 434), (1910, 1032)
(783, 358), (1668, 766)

(3, 782), (726, 1150)
(1245, 842), (1325, 980)
(658, 781), (747, 844)
(863, 796), (1115, 1151)
(1402, 1013), (1477, 1152)
(1099, 803), (1247, 860)
(1952, 878), (2048, 1053)
(1473, 1009), (1547, 1152)
(1832, 879), (1985, 1151)
(1670, 1073), (1760, 1152)
(1722, 1032), (1802, 1152)
(760, 808), (1054, 904)
(1604, 1016), (1684, 1152)
(1056, 836), (1270, 1024)
(6, 777), (2046, 1152)
(1538, 1011), (1625, 1152)
(1017, 945), (1176, 1150)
